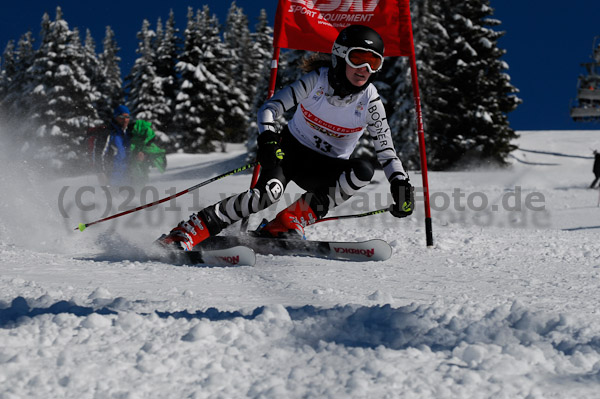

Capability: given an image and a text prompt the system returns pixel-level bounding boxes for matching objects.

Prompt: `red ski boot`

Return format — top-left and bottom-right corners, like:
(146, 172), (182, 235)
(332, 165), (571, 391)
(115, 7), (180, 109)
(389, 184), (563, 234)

(157, 213), (211, 251)
(261, 199), (318, 239)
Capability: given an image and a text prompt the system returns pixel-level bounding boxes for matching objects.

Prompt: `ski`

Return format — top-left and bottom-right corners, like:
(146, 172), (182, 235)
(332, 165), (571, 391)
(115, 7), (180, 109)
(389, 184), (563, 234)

(161, 245), (256, 267)
(198, 235), (392, 262)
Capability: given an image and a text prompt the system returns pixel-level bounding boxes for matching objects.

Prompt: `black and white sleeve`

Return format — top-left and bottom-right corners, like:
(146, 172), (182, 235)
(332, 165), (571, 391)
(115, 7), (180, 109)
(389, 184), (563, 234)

(366, 96), (409, 183)
(257, 69), (320, 134)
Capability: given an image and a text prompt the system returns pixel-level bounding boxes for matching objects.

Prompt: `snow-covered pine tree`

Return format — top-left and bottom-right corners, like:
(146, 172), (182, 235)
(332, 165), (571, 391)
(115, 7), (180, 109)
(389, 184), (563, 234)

(172, 6), (232, 152)
(249, 9), (273, 86)
(0, 32), (38, 159)
(0, 40), (16, 111)
(173, 7), (214, 152)
(82, 29), (103, 128)
(26, 8), (98, 170)
(223, 1), (253, 144)
(384, 52), (416, 170)
(96, 26), (123, 122)
(438, 0), (520, 167)
(387, 0), (452, 170)
(387, 0), (520, 170)
(0, 32), (35, 127)
(244, 8), (273, 157)
(200, 8), (234, 150)
(125, 19), (169, 143)
(154, 10), (179, 144)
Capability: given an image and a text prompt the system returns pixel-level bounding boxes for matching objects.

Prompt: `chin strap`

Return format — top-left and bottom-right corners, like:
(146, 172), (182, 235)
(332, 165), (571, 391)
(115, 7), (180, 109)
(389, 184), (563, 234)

(328, 64), (365, 98)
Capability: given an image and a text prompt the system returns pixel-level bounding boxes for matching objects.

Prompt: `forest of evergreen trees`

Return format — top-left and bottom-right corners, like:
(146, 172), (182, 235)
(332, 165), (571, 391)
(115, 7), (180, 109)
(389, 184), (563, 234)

(0, 0), (520, 173)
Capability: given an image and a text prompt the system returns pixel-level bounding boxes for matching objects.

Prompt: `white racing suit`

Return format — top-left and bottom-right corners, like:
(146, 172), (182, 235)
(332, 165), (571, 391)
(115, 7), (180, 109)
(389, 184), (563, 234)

(207, 67), (409, 231)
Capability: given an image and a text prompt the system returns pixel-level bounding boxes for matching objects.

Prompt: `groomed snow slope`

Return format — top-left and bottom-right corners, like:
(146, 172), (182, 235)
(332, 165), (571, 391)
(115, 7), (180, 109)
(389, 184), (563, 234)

(1, 130), (600, 399)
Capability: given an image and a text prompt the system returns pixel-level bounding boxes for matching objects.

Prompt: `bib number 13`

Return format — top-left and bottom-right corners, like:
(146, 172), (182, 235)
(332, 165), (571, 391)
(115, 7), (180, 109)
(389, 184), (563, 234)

(314, 135), (332, 153)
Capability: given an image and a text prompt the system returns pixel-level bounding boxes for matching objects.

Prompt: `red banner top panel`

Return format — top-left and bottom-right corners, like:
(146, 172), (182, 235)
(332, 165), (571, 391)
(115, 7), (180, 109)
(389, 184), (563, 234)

(274, 0), (413, 57)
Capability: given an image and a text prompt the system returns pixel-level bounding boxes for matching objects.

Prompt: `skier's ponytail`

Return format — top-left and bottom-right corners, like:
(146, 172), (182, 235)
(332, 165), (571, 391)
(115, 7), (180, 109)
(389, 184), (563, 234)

(299, 53), (332, 73)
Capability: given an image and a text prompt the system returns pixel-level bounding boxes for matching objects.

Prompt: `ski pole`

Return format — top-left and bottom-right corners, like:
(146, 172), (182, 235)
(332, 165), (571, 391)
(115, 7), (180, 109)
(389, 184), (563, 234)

(75, 162), (257, 232)
(310, 208), (390, 227)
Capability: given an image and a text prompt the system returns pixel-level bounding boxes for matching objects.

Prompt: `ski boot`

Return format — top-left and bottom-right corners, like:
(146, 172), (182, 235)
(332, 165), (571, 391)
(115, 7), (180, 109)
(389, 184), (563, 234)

(156, 207), (224, 251)
(258, 198), (318, 239)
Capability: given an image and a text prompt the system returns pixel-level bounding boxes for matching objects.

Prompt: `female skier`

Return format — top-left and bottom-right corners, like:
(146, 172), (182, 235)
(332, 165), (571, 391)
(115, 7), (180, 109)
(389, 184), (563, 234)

(158, 24), (414, 251)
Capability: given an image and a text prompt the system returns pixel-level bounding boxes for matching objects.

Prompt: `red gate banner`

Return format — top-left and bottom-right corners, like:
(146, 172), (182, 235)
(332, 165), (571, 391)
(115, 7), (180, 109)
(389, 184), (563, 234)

(274, 0), (413, 56)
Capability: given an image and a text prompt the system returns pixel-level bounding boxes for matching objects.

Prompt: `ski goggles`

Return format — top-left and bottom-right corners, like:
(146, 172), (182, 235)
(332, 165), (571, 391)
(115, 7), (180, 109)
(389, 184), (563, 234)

(332, 44), (384, 73)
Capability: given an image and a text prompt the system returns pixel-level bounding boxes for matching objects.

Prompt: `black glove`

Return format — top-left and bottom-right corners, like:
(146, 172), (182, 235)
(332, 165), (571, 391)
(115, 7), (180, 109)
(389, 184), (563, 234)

(257, 131), (284, 169)
(389, 179), (414, 218)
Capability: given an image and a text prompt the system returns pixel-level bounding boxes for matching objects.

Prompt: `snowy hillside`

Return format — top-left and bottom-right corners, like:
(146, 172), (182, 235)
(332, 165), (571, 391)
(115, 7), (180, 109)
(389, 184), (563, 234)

(1, 130), (600, 398)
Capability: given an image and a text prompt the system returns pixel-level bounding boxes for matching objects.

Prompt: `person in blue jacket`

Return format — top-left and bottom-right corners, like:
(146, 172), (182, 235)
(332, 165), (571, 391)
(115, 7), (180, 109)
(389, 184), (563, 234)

(92, 104), (167, 187)
(96, 105), (133, 186)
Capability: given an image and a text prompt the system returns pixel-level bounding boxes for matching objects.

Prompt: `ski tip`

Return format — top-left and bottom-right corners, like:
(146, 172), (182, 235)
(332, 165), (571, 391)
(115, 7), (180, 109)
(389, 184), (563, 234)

(77, 223), (87, 232)
(195, 246), (257, 267)
(366, 239), (392, 261)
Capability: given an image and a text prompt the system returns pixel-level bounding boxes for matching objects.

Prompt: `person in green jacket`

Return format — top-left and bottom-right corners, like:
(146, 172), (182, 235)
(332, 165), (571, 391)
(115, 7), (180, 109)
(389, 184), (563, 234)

(92, 106), (167, 187)
(129, 119), (167, 187)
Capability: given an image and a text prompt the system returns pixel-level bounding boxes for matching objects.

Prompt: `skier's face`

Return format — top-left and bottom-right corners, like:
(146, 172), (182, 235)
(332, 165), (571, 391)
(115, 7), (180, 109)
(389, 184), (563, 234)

(345, 63), (371, 87)
(115, 114), (130, 128)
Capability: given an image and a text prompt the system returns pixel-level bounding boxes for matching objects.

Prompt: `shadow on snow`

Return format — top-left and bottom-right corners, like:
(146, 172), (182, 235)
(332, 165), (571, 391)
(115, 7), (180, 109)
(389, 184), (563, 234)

(1, 297), (600, 359)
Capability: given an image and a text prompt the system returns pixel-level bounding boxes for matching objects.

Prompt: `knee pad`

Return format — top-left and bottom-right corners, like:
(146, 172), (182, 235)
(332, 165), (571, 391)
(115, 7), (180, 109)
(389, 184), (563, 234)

(260, 178), (285, 205)
(349, 159), (375, 183)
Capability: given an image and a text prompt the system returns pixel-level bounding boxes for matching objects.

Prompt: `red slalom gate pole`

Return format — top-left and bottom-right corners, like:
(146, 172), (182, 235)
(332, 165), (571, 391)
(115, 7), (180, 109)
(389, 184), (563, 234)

(406, 8), (434, 246)
(240, 46), (281, 232)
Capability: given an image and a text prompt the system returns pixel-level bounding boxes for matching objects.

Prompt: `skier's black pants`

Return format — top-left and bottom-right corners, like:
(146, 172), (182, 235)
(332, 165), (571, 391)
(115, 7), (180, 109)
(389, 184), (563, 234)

(208, 126), (374, 231)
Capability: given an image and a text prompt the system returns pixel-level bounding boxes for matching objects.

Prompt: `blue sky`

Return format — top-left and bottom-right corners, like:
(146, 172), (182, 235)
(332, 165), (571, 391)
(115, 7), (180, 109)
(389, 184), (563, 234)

(0, 1), (599, 131)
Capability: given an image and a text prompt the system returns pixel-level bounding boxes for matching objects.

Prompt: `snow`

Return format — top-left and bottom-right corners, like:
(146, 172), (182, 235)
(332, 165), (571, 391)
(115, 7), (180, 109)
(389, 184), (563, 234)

(2, 131), (600, 398)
